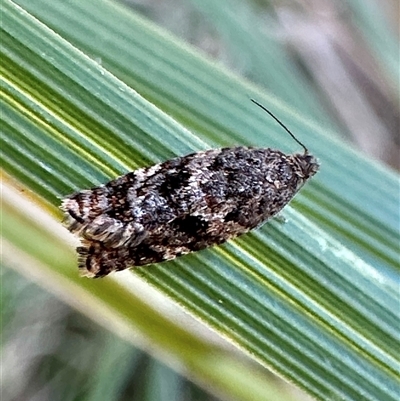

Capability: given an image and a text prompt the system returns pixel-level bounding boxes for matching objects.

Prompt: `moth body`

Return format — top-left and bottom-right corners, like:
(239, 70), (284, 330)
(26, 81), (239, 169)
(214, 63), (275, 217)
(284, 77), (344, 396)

(62, 146), (319, 277)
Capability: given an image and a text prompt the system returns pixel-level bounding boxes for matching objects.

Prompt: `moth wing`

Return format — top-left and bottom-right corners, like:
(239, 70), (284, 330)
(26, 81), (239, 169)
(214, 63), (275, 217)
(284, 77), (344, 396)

(77, 241), (131, 278)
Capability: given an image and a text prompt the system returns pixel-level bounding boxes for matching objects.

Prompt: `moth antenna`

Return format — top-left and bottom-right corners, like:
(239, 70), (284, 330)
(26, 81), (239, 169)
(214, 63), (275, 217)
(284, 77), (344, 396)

(250, 98), (308, 154)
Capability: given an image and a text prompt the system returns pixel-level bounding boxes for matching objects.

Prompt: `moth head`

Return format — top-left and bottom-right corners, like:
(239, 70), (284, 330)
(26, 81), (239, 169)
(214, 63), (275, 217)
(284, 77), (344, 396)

(295, 153), (319, 179)
(288, 153), (320, 191)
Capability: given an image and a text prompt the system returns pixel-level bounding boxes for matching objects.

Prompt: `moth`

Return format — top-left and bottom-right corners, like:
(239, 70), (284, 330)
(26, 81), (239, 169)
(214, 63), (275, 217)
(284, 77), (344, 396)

(62, 99), (319, 277)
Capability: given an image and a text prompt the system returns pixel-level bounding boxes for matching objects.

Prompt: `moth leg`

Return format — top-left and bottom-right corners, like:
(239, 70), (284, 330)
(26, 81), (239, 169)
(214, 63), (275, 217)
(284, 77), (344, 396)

(273, 213), (287, 224)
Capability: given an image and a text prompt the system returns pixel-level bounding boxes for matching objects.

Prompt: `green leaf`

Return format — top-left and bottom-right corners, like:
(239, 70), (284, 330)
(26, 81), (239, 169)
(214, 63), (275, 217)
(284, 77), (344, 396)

(187, 0), (336, 126)
(1, 1), (399, 401)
